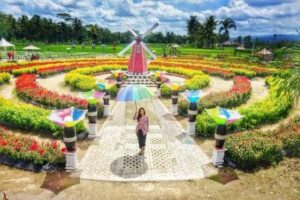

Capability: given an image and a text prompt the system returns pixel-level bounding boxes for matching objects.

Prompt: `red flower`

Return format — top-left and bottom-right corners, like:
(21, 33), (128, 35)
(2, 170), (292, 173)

(0, 139), (7, 146)
(61, 147), (67, 153)
(29, 142), (39, 151)
(51, 141), (58, 149)
(38, 148), (46, 155)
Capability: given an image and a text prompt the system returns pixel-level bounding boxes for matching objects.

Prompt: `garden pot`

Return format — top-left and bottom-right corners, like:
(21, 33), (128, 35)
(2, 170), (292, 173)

(188, 102), (198, 122)
(64, 126), (76, 152)
(215, 124), (226, 148)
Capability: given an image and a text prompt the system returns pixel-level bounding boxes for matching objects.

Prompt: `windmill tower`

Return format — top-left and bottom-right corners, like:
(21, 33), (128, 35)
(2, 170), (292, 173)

(118, 22), (159, 85)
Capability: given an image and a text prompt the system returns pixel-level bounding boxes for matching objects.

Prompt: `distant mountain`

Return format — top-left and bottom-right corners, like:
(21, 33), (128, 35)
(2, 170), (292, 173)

(253, 34), (300, 42)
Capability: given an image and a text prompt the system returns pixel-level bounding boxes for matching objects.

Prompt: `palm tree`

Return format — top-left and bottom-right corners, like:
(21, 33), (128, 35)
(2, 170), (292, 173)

(186, 16), (201, 45)
(276, 28), (300, 103)
(202, 15), (218, 48)
(219, 18), (236, 55)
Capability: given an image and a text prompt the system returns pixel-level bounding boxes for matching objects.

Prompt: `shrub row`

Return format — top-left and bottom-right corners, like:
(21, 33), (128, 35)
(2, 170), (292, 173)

(225, 115), (300, 170)
(16, 74), (88, 109)
(179, 76), (251, 115)
(0, 128), (64, 165)
(0, 73), (10, 85)
(0, 97), (85, 137)
(196, 77), (292, 137)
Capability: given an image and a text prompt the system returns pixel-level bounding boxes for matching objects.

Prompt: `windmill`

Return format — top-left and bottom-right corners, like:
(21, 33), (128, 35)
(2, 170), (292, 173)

(118, 22), (159, 75)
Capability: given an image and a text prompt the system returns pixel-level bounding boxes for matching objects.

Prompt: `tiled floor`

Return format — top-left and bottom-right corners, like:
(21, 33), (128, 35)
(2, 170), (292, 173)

(78, 98), (216, 181)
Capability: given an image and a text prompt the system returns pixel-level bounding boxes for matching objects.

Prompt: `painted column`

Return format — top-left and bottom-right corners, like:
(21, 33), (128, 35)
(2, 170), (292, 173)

(87, 100), (97, 139)
(188, 102), (198, 134)
(171, 90), (179, 115)
(116, 75), (122, 88)
(103, 90), (110, 117)
(156, 76), (161, 97)
(63, 125), (78, 170)
(212, 124), (227, 166)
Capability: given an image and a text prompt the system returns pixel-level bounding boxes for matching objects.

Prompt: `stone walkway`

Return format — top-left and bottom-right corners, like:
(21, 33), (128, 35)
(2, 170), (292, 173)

(78, 98), (215, 181)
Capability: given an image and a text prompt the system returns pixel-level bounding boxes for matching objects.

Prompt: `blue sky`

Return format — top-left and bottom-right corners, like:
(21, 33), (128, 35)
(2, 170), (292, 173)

(1, 0), (300, 36)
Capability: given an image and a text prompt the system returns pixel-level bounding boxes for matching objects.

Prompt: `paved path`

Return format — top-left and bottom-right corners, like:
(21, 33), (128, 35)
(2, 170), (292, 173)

(78, 98), (215, 181)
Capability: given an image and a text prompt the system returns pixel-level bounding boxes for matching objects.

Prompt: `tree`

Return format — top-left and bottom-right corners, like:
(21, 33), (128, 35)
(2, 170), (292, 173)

(202, 15), (218, 47)
(235, 35), (242, 45)
(243, 35), (252, 48)
(218, 18), (236, 55)
(186, 16), (201, 45)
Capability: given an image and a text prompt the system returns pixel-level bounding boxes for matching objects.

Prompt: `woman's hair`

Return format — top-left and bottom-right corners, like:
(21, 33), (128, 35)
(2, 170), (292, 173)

(137, 107), (146, 121)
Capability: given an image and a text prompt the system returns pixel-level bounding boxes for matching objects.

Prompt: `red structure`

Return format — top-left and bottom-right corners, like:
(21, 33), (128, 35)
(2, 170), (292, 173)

(127, 38), (148, 74)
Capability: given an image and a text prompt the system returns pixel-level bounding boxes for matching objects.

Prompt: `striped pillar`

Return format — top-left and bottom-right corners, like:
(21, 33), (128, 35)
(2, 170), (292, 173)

(64, 125), (76, 152)
(171, 90), (178, 115)
(103, 90), (110, 117)
(187, 102), (198, 134)
(116, 76), (122, 88)
(212, 124), (227, 166)
(156, 76), (161, 97)
(215, 124), (226, 149)
(87, 102), (97, 139)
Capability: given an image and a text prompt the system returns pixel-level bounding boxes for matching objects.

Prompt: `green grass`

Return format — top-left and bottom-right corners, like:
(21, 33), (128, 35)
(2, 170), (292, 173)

(6, 42), (250, 58)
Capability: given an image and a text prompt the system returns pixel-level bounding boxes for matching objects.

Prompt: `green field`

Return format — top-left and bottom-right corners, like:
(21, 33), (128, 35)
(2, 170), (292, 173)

(8, 42), (248, 58)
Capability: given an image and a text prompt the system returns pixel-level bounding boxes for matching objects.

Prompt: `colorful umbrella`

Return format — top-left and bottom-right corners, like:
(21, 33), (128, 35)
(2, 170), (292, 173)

(181, 90), (202, 103)
(48, 107), (86, 127)
(165, 81), (184, 91)
(116, 85), (154, 102)
(79, 90), (104, 100)
(205, 107), (243, 125)
(96, 81), (114, 91)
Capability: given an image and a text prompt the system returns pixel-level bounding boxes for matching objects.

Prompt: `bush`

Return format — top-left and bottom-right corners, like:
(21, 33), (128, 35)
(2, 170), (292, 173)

(185, 74), (210, 90)
(0, 128), (65, 165)
(0, 73), (10, 84)
(108, 84), (119, 98)
(225, 131), (283, 170)
(160, 84), (172, 97)
(195, 113), (216, 137)
(0, 97), (86, 137)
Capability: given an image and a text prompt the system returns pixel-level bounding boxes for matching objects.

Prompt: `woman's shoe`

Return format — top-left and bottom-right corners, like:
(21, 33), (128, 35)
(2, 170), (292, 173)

(138, 149), (143, 155)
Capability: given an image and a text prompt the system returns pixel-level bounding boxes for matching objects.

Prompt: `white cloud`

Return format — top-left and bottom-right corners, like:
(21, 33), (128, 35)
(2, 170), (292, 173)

(1, 0), (300, 36)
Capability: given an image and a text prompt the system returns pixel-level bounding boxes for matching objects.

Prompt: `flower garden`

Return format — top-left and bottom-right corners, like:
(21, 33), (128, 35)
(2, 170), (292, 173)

(0, 57), (298, 175)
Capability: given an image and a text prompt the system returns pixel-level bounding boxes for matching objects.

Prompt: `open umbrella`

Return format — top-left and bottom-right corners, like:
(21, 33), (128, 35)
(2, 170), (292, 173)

(206, 107), (243, 125)
(165, 80), (184, 91)
(116, 85), (154, 110)
(79, 90), (104, 100)
(48, 107), (86, 127)
(180, 90), (203, 103)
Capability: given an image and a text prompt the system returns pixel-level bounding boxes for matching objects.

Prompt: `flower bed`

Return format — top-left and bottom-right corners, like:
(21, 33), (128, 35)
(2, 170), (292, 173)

(0, 127), (65, 172)
(150, 60), (234, 79)
(0, 73), (10, 85)
(225, 131), (283, 170)
(196, 77), (292, 137)
(65, 65), (126, 91)
(0, 97), (85, 137)
(16, 74), (87, 109)
(178, 76), (251, 115)
(225, 115), (300, 170)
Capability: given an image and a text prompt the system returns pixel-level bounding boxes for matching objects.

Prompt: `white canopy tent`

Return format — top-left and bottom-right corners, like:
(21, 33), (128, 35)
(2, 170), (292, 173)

(23, 45), (40, 51)
(0, 38), (15, 53)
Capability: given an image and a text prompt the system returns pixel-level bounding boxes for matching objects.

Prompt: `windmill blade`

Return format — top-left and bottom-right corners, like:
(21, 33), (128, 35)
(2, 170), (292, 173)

(125, 23), (138, 37)
(117, 40), (136, 56)
(141, 41), (156, 60)
(142, 22), (159, 38)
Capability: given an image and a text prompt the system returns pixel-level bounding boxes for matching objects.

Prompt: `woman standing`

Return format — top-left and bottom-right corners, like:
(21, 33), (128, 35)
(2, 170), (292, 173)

(133, 107), (149, 155)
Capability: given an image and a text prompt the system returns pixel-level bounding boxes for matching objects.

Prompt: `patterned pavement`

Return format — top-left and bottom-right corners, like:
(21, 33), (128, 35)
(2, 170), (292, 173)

(78, 98), (216, 181)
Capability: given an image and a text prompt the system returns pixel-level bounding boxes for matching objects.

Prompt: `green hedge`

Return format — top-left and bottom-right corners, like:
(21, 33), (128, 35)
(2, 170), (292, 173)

(225, 131), (283, 170)
(196, 77), (292, 137)
(0, 97), (86, 137)
(0, 73), (10, 84)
